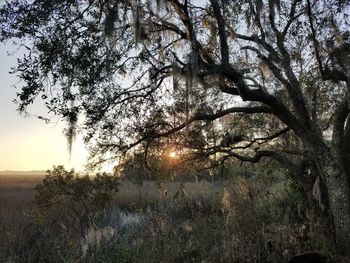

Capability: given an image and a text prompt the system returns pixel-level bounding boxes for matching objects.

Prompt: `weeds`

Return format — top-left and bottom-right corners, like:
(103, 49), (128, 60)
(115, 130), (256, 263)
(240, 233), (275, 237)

(0, 167), (344, 262)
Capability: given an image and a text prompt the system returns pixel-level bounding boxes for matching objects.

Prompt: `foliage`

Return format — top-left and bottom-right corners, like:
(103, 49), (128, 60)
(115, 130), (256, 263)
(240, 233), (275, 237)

(33, 166), (120, 234)
(1, 0), (349, 173)
(2, 171), (348, 262)
(106, 179), (327, 263)
(34, 166), (120, 210)
(2, 0), (350, 254)
(1, 0), (346, 166)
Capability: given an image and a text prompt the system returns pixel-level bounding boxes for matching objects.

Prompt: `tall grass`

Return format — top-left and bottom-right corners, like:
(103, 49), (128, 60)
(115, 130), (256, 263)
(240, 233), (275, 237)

(0, 173), (345, 262)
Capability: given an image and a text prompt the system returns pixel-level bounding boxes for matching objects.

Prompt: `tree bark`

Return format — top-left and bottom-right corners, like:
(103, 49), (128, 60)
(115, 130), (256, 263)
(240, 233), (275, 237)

(322, 154), (350, 255)
(292, 158), (335, 246)
(295, 142), (350, 255)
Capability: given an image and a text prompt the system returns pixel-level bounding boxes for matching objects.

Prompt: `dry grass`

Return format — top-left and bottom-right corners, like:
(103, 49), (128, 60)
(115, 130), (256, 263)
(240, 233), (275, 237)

(0, 174), (345, 262)
(0, 175), (42, 261)
(0, 174), (225, 262)
(0, 174), (41, 229)
(113, 180), (224, 207)
(0, 173), (44, 188)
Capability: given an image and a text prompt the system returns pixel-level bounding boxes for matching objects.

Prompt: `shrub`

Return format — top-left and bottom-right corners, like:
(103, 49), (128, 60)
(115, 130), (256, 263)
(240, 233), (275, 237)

(32, 166), (120, 243)
(34, 166), (120, 213)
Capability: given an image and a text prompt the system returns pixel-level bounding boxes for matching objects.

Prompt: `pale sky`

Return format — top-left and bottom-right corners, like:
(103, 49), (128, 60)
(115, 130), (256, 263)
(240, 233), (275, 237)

(0, 43), (89, 171)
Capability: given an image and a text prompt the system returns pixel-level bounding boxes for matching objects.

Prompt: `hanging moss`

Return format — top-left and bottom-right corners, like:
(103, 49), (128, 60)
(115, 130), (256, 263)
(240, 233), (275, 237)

(104, 4), (118, 36)
(64, 101), (78, 157)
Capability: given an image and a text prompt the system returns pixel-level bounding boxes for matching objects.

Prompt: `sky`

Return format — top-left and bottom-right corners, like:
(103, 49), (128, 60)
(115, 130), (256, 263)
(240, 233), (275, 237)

(0, 43), (89, 171)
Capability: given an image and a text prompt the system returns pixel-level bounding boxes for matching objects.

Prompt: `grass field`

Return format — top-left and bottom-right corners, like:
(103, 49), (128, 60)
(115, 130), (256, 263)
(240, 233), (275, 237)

(0, 174), (42, 228)
(0, 174), (43, 221)
(0, 172), (347, 262)
(0, 173), (227, 261)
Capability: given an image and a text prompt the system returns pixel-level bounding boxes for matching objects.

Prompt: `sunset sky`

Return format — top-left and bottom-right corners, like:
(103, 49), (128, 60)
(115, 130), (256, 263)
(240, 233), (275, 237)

(0, 43), (89, 171)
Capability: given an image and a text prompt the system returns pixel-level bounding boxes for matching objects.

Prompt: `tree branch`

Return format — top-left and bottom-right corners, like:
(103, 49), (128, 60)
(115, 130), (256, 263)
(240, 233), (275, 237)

(220, 127), (291, 150)
(209, 0), (229, 65)
(282, 0), (303, 38)
(107, 106), (274, 153)
(306, 0), (324, 75)
(222, 66), (305, 138)
(168, 0), (197, 50)
(220, 149), (298, 172)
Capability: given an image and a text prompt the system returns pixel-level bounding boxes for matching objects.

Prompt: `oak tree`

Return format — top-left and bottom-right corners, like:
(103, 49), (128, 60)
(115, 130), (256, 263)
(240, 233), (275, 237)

(1, 0), (350, 254)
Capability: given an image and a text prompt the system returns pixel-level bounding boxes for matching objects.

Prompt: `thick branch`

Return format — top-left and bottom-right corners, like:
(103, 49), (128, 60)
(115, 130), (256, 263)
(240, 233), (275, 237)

(238, 38), (311, 129)
(241, 46), (291, 87)
(306, 0), (324, 75)
(222, 66), (305, 137)
(274, 39), (311, 128)
(240, 2), (311, 128)
(158, 106), (273, 137)
(268, 0), (280, 37)
(219, 83), (240, 96)
(168, 0), (197, 51)
(112, 106), (273, 152)
(223, 149), (298, 172)
(209, 0), (229, 65)
(254, 127), (290, 144)
(222, 127), (291, 150)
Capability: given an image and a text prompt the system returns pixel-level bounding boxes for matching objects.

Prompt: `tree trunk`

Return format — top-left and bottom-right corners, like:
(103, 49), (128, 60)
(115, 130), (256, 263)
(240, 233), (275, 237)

(295, 154), (350, 255)
(322, 155), (350, 255)
(302, 147), (350, 256)
(301, 129), (350, 255)
(292, 158), (335, 248)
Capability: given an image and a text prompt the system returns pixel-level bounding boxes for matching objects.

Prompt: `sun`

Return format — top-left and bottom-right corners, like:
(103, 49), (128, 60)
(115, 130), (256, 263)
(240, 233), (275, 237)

(169, 151), (177, 158)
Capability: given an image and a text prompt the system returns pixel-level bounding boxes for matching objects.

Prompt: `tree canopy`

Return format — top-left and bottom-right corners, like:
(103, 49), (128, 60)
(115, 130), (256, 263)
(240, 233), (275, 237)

(1, 0), (350, 255)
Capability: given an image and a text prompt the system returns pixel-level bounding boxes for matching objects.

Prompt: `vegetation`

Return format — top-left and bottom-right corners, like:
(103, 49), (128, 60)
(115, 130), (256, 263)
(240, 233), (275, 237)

(2, 166), (348, 262)
(1, 0), (350, 259)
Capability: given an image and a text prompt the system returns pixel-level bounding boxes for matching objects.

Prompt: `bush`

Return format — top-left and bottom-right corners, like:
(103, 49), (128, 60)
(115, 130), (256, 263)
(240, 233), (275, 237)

(27, 166), (121, 261)
(34, 166), (120, 216)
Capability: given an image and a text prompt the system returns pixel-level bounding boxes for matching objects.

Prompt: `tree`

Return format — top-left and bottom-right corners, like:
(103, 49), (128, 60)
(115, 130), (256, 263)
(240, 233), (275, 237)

(1, 0), (350, 255)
